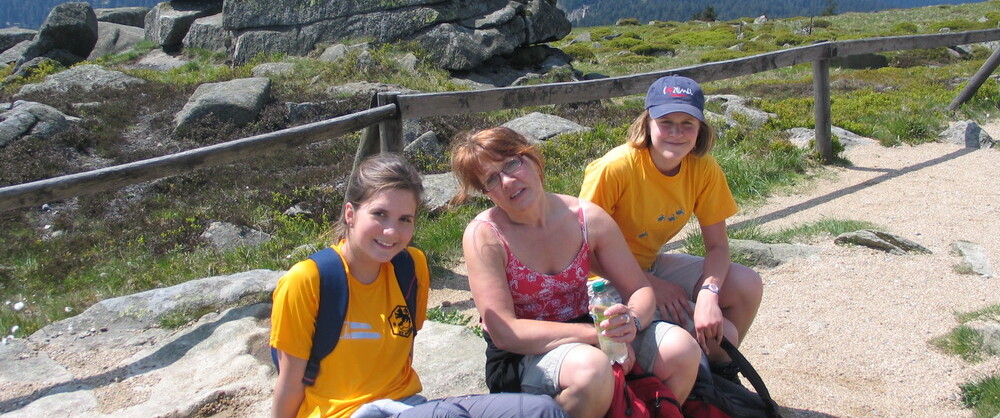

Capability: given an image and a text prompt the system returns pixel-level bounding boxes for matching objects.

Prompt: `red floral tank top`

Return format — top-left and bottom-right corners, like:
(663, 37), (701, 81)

(474, 203), (591, 322)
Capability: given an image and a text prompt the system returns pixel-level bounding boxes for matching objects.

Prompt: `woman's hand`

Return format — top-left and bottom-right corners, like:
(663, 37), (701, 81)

(598, 303), (638, 344)
(693, 291), (724, 355)
(647, 272), (693, 328)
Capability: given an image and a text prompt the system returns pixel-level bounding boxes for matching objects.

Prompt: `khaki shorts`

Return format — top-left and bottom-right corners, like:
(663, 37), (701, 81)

(517, 321), (678, 396)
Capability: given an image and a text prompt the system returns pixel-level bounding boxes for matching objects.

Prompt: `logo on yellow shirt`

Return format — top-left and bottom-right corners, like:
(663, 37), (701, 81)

(390, 305), (414, 337)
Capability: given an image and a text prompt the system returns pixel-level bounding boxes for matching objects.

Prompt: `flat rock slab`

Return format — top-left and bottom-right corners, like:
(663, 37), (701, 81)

(1, 269), (490, 415)
(502, 112), (590, 143)
(173, 77), (271, 132)
(16, 64), (145, 97)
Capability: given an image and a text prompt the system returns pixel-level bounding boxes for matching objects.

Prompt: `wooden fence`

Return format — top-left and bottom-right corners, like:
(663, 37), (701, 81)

(1, 28), (999, 212)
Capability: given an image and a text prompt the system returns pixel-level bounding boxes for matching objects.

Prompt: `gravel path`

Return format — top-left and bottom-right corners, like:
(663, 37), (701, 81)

(729, 128), (999, 417)
(429, 122), (1000, 417)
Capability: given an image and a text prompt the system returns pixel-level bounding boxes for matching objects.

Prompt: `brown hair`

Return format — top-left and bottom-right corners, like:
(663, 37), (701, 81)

(331, 153), (424, 242)
(625, 110), (717, 157)
(449, 127), (544, 204)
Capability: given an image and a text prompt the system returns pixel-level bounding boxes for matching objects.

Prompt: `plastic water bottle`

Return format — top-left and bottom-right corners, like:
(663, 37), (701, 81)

(589, 280), (629, 364)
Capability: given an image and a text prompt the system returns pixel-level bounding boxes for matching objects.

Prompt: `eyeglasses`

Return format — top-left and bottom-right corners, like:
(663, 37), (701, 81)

(482, 156), (524, 192)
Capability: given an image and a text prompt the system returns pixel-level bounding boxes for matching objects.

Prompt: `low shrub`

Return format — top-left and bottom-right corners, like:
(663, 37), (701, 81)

(562, 43), (596, 62)
(891, 22), (919, 33)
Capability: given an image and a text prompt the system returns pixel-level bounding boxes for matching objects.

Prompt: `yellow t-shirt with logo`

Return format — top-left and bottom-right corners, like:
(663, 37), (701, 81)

(580, 144), (738, 270)
(270, 243), (430, 418)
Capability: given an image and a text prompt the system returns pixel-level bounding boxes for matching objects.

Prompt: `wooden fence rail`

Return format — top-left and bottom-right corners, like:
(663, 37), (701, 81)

(2, 28), (999, 212)
(0, 105), (397, 211)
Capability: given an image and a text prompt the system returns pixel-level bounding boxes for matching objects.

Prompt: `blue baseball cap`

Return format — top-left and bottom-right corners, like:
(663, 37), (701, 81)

(644, 75), (705, 122)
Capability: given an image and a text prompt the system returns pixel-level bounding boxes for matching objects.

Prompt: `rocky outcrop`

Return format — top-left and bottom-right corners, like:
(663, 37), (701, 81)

(951, 240), (994, 277)
(88, 22), (145, 60)
(16, 64), (145, 97)
(0, 101), (77, 147)
(0, 270), (487, 415)
(15, 2), (98, 69)
(173, 77), (272, 133)
(222, 0), (571, 70)
(940, 120), (996, 149)
(835, 230), (932, 255)
(502, 112), (589, 143)
(0, 27), (36, 53)
(182, 13), (228, 52)
(730, 239), (821, 267)
(94, 7), (151, 28)
(421, 172), (461, 212)
(785, 126), (877, 150)
(0, 41), (31, 65)
(145, 1), (222, 50)
(200, 221), (274, 251)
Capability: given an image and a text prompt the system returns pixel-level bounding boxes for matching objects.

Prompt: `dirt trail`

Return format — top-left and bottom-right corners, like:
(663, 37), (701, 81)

(430, 122), (1000, 417)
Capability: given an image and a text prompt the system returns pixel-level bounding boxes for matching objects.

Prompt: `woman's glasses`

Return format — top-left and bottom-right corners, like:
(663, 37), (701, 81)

(482, 156), (524, 192)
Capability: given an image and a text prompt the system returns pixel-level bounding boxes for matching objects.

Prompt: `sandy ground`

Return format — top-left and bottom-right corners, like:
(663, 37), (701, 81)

(428, 122), (1000, 417)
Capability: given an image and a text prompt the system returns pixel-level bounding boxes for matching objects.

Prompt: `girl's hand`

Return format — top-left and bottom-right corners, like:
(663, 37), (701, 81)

(599, 303), (638, 344)
(647, 272), (693, 328)
(693, 292), (724, 355)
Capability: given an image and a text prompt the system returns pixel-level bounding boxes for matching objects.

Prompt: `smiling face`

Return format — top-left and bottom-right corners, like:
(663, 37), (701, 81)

(343, 188), (417, 265)
(647, 112), (701, 175)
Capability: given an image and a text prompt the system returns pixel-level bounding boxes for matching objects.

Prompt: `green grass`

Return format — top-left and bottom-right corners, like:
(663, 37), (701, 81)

(930, 305), (1000, 416)
(961, 375), (1000, 418)
(680, 218), (880, 265)
(426, 306), (472, 326)
(932, 305), (1000, 362)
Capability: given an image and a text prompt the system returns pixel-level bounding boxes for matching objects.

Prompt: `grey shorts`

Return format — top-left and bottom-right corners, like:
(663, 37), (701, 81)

(648, 252), (705, 333)
(517, 321), (678, 396)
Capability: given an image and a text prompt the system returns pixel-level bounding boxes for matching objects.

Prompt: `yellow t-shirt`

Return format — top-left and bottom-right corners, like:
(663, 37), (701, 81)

(580, 144), (738, 270)
(270, 243), (430, 418)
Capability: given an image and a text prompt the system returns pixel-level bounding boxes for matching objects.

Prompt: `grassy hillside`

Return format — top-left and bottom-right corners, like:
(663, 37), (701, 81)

(1, 0), (998, 342)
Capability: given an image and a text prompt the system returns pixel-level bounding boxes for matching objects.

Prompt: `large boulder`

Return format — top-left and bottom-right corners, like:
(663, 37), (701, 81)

(0, 101), (76, 147)
(222, 0), (571, 70)
(0, 27), (36, 52)
(173, 77), (272, 133)
(17, 64), (145, 97)
(94, 6), (151, 28)
(88, 21), (146, 60)
(145, 0), (223, 50)
(15, 2), (99, 68)
(182, 13), (228, 52)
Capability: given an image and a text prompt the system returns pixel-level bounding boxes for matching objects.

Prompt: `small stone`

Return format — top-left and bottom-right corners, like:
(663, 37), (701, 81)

(64, 306), (72, 313)
(100, 327), (108, 332)
(12, 301), (24, 311)
(10, 325), (18, 334)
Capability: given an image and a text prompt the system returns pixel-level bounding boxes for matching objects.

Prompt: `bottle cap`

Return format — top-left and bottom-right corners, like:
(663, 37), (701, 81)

(592, 280), (606, 292)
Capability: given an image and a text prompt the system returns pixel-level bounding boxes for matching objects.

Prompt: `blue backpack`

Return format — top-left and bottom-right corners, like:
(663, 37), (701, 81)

(271, 247), (418, 386)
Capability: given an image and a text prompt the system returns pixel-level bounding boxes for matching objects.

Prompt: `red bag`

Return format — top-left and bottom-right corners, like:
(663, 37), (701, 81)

(606, 363), (683, 418)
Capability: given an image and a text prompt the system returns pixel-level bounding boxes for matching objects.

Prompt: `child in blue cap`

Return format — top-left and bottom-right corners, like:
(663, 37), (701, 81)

(579, 75), (763, 377)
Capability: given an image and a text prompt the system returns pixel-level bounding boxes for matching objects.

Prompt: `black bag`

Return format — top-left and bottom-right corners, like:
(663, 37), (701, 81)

(682, 338), (782, 418)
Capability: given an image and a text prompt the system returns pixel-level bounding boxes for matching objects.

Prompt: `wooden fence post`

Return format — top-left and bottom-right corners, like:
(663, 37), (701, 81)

(349, 93), (383, 193)
(378, 92), (404, 153)
(813, 57), (834, 162)
(948, 46), (1000, 111)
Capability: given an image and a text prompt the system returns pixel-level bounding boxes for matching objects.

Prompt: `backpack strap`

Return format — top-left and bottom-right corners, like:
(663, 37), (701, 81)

(720, 338), (782, 417)
(301, 247), (350, 386)
(390, 249), (418, 337)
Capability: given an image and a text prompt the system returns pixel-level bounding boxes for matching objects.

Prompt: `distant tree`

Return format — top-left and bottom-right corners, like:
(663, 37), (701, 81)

(821, 0), (837, 16)
(694, 6), (718, 22)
